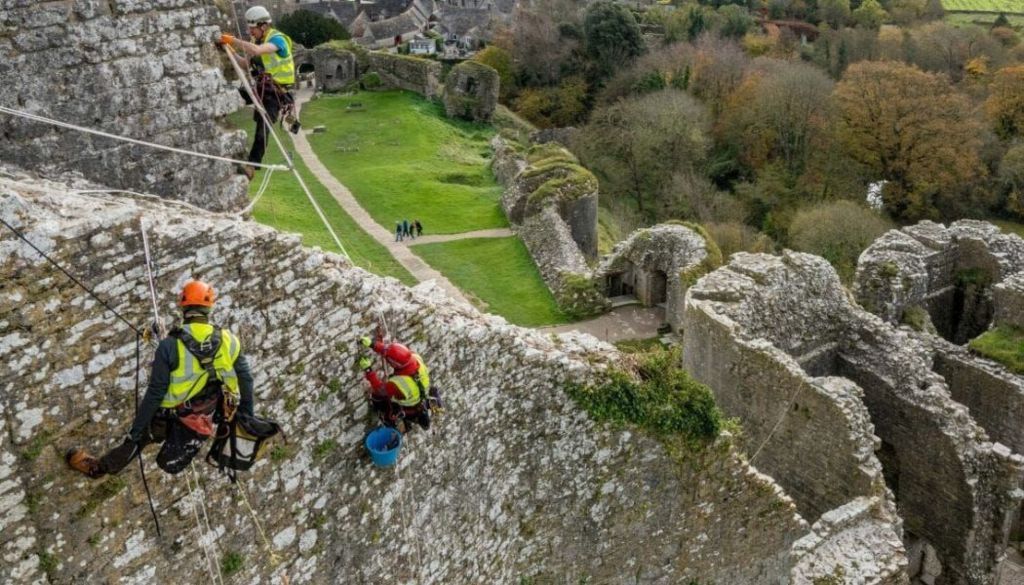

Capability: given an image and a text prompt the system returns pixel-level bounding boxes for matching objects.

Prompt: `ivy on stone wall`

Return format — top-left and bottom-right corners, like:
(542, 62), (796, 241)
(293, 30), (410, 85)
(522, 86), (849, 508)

(567, 348), (721, 447)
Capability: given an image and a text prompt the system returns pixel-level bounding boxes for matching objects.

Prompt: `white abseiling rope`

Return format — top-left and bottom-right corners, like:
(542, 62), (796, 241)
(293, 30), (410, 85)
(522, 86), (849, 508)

(0, 105), (289, 172)
(185, 466), (224, 585)
(222, 44), (350, 260)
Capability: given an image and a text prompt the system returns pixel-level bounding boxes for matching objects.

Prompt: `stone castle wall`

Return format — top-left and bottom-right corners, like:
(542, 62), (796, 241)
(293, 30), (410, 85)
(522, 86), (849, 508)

(0, 0), (248, 212)
(0, 168), (812, 584)
(685, 251), (1024, 585)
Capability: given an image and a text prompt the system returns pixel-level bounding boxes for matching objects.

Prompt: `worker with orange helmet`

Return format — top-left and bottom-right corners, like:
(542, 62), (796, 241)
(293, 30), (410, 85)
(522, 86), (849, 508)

(66, 280), (256, 478)
(356, 334), (438, 432)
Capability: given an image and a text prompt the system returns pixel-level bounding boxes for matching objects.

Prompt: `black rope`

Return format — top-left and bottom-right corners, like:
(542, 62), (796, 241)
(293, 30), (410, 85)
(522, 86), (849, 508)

(134, 334), (162, 537)
(0, 214), (162, 535)
(0, 215), (141, 335)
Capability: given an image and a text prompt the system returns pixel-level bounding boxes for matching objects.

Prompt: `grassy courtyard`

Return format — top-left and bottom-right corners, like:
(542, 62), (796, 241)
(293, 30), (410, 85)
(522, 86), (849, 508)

(411, 237), (569, 326)
(227, 110), (416, 285)
(299, 91), (507, 234)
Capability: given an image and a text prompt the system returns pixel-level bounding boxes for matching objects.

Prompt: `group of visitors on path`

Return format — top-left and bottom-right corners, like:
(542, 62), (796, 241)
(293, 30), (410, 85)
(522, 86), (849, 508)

(395, 219), (423, 242)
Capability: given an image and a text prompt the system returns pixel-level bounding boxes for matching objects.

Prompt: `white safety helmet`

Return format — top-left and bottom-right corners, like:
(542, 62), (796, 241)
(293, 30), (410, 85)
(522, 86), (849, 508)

(245, 5), (272, 24)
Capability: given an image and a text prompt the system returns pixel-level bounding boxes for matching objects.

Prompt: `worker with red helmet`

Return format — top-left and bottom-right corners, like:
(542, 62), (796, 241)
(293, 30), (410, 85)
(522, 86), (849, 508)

(66, 280), (256, 478)
(357, 335), (435, 432)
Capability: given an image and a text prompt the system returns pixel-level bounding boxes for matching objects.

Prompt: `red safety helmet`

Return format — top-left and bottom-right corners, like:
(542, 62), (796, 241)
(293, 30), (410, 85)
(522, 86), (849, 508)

(179, 280), (216, 308)
(383, 342), (414, 371)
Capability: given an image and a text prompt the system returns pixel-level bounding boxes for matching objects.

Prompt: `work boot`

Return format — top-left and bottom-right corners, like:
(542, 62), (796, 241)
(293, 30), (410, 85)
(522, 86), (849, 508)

(65, 447), (103, 478)
(237, 165), (255, 180)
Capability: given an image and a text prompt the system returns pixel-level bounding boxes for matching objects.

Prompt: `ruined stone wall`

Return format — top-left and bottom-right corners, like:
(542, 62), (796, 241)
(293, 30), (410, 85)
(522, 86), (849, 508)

(310, 43), (361, 92)
(855, 221), (1024, 343)
(368, 52), (443, 99)
(0, 0), (248, 212)
(442, 60), (500, 122)
(686, 251), (1024, 585)
(0, 168), (810, 584)
(994, 272), (1024, 329)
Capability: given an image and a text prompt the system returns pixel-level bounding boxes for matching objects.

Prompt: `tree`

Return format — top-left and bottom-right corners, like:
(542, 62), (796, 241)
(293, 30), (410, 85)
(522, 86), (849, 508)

(833, 61), (983, 221)
(906, 21), (1006, 83)
(851, 0), (886, 28)
(494, 0), (582, 87)
(474, 46), (515, 100)
(717, 4), (754, 39)
(583, 0), (644, 80)
(576, 90), (711, 217)
(276, 9), (349, 48)
(818, 0), (850, 29)
(985, 65), (1024, 140)
(788, 200), (893, 282)
(999, 144), (1024, 218)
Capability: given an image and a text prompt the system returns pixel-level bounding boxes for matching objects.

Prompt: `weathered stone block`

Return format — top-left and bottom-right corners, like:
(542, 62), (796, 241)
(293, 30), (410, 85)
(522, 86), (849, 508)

(442, 60), (499, 123)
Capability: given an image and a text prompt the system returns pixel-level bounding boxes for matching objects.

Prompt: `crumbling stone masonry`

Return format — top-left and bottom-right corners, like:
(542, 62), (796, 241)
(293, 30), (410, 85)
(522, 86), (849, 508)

(993, 272), (1024, 330)
(596, 222), (718, 332)
(492, 138), (607, 317)
(0, 0), (248, 212)
(443, 60), (500, 122)
(311, 42), (444, 99)
(684, 251), (1024, 584)
(855, 220), (1024, 344)
(0, 167), (823, 584)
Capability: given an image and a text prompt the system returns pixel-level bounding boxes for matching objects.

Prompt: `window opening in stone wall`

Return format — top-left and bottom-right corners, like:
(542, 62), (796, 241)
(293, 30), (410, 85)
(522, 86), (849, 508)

(946, 266), (995, 345)
(650, 270), (667, 307)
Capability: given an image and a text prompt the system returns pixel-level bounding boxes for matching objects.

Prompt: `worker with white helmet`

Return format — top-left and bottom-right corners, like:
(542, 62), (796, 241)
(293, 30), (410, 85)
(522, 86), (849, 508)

(219, 6), (299, 179)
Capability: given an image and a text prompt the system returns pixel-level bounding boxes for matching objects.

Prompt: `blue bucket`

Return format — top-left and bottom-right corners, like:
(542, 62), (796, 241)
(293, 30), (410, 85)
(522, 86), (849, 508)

(365, 427), (402, 467)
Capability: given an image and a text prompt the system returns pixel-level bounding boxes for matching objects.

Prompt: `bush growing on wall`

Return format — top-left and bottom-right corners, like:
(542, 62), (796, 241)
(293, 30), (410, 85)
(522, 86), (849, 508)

(567, 348), (722, 447)
(788, 200), (893, 283)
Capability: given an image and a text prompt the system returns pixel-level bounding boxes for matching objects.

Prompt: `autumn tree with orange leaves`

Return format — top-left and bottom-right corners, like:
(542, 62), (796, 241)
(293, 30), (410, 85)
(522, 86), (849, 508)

(833, 61), (983, 221)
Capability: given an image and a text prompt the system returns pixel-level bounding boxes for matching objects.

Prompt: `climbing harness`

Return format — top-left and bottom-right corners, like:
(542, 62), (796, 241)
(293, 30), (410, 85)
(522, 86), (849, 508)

(222, 43), (350, 260)
(0, 105), (290, 172)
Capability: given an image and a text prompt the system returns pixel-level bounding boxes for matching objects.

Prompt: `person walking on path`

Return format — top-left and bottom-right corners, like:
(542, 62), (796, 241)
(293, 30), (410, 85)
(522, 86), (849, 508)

(219, 6), (298, 180)
(395, 221), (403, 242)
(66, 281), (257, 477)
(402, 219), (411, 240)
(414, 219), (423, 237)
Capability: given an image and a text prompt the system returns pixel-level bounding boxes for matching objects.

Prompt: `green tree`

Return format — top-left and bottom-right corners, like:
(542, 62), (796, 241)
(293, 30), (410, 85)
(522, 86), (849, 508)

(583, 0), (644, 80)
(717, 4), (754, 39)
(577, 90), (711, 217)
(818, 0), (851, 28)
(851, 0), (886, 28)
(833, 61), (983, 221)
(474, 46), (515, 100)
(984, 65), (1024, 139)
(788, 200), (894, 282)
(276, 9), (349, 48)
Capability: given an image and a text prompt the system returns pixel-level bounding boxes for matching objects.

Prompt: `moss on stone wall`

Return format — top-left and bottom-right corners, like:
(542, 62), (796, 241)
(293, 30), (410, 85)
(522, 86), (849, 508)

(668, 221), (723, 288)
(567, 348), (722, 447)
(526, 143), (578, 166)
(555, 272), (609, 319)
(521, 161), (598, 207)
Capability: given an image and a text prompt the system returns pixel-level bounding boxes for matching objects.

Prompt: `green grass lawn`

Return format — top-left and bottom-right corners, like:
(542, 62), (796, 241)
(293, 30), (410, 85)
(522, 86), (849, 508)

(946, 12), (1024, 26)
(299, 91), (507, 234)
(941, 0), (1024, 13)
(992, 219), (1024, 239)
(409, 237), (570, 327)
(226, 110), (416, 285)
(969, 326), (1024, 374)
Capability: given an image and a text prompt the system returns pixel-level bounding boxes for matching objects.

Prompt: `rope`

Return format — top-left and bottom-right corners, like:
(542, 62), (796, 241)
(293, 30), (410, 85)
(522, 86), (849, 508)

(134, 334), (162, 537)
(0, 105), (290, 172)
(235, 478), (285, 571)
(748, 382), (806, 465)
(139, 218), (167, 339)
(393, 462), (426, 583)
(221, 44), (350, 260)
(185, 466), (224, 585)
(0, 214), (141, 335)
(236, 166), (276, 217)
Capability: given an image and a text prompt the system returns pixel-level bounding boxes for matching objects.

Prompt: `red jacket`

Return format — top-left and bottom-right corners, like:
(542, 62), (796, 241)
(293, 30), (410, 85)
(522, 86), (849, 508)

(364, 339), (421, 403)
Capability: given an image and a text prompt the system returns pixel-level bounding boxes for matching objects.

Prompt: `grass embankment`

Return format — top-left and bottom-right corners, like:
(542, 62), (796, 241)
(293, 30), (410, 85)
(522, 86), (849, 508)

(969, 326), (1024, 374)
(993, 219), (1024, 239)
(226, 110), (416, 285)
(300, 91), (507, 234)
(411, 237), (569, 327)
(300, 90), (568, 326)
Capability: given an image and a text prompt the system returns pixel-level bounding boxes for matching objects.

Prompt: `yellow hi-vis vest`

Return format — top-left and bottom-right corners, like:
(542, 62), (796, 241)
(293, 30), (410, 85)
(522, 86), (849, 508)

(260, 28), (295, 86)
(162, 323), (242, 408)
(389, 355), (430, 407)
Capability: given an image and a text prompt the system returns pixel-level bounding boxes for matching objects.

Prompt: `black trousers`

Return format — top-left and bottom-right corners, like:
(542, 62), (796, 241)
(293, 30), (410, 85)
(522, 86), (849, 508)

(371, 397), (431, 431)
(239, 81), (293, 165)
(98, 416), (207, 476)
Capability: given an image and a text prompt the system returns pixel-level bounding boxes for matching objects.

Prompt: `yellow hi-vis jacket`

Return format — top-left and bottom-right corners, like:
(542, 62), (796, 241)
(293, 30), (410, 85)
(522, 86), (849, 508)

(388, 355), (430, 407)
(162, 323), (242, 408)
(260, 28), (295, 86)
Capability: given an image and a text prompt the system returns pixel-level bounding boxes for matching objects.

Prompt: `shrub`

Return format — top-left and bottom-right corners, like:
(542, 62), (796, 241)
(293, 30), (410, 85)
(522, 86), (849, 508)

(788, 200), (893, 283)
(704, 222), (774, 260)
(567, 348), (722, 447)
(360, 72), (382, 90)
(221, 551), (245, 577)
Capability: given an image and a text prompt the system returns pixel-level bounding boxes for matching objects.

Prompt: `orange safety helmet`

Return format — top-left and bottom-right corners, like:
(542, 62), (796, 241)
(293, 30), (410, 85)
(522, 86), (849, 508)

(383, 342), (414, 371)
(179, 280), (216, 308)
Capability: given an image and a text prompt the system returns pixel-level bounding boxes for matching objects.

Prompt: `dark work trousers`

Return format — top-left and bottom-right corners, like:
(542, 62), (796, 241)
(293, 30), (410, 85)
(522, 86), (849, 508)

(370, 397), (431, 431)
(98, 416), (207, 476)
(239, 79), (288, 166)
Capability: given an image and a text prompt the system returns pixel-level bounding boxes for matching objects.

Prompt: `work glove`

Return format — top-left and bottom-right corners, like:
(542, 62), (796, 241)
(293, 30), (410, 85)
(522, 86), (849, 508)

(358, 356), (373, 371)
(358, 336), (372, 348)
(219, 33), (235, 45)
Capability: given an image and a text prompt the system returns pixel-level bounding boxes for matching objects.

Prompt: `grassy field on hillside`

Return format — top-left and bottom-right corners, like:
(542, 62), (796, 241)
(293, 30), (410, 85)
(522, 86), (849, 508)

(993, 219), (1024, 239)
(946, 12), (1024, 26)
(226, 110), (416, 285)
(410, 237), (570, 327)
(941, 0), (1024, 12)
(300, 91), (507, 234)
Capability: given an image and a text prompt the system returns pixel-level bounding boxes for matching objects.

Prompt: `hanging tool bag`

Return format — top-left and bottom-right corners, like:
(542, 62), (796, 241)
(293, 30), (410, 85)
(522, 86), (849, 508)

(206, 412), (283, 479)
